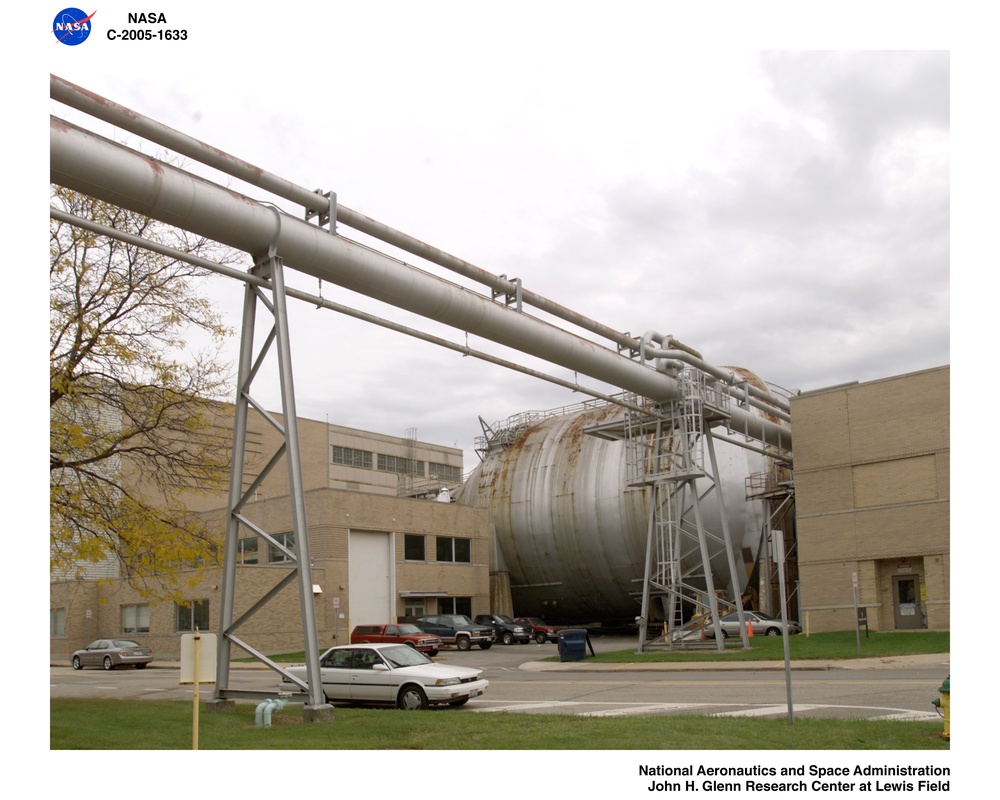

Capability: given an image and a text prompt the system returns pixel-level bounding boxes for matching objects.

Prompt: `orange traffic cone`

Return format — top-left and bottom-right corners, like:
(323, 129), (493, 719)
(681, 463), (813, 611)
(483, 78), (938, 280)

(747, 619), (754, 637)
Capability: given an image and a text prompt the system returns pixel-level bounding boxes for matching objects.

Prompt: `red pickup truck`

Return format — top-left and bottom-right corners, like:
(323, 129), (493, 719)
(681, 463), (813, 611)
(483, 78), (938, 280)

(350, 623), (443, 655)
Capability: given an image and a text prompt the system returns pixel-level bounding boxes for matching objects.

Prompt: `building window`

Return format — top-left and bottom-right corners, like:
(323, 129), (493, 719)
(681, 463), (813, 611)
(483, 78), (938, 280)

(176, 600), (210, 632)
(377, 454), (425, 477)
(403, 599), (425, 618)
(440, 597), (472, 616)
(429, 462), (462, 482)
(238, 537), (258, 565)
(332, 446), (372, 469)
(268, 532), (295, 563)
(436, 536), (471, 563)
(122, 603), (150, 634)
(404, 534), (426, 561)
(51, 608), (66, 637)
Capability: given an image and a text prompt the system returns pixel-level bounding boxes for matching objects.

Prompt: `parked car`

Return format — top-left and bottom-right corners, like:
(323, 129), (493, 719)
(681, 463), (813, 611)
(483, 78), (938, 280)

(707, 611), (802, 638)
(473, 613), (532, 645)
(515, 616), (562, 644)
(280, 643), (488, 709)
(417, 614), (494, 650)
(71, 639), (153, 670)
(350, 623), (443, 655)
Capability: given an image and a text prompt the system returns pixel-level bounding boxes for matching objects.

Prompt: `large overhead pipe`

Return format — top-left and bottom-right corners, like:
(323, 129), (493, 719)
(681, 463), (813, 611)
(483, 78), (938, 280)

(50, 74), (636, 354)
(50, 116), (791, 449)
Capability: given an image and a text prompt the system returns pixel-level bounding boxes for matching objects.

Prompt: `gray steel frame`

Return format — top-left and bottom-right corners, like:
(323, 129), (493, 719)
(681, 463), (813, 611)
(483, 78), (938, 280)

(632, 373), (751, 652)
(214, 251), (331, 713)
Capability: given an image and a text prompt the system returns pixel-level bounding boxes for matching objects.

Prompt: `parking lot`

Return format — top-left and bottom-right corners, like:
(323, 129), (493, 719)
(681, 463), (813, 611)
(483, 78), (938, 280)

(51, 634), (948, 722)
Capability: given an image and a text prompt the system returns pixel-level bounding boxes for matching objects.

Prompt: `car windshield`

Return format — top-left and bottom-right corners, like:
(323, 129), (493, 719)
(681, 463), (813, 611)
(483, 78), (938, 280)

(112, 640), (140, 647)
(444, 615), (473, 624)
(497, 615), (515, 623)
(380, 645), (432, 668)
(397, 624), (423, 634)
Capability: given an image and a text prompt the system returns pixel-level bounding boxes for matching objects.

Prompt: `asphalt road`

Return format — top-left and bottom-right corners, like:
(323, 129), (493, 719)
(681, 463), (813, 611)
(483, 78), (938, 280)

(50, 637), (949, 722)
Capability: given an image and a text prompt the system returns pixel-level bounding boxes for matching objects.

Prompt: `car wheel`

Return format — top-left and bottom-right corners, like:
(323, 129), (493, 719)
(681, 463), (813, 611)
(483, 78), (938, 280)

(456, 635), (471, 651)
(718, 629), (728, 639)
(448, 697), (470, 707)
(72, 656), (82, 670)
(103, 656), (114, 670)
(397, 685), (428, 711)
(428, 649), (439, 657)
(501, 632), (514, 645)
(479, 641), (492, 650)
(535, 632), (547, 644)
(766, 628), (780, 636)
(136, 663), (147, 669)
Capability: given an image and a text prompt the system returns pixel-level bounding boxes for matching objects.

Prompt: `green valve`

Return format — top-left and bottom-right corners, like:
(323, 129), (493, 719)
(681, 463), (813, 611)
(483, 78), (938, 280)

(938, 676), (950, 694)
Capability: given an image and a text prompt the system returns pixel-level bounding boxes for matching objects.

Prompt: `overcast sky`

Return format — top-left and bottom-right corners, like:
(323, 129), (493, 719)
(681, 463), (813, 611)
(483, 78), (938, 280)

(34, 0), (996, 783)
(45, 8), (955, 473)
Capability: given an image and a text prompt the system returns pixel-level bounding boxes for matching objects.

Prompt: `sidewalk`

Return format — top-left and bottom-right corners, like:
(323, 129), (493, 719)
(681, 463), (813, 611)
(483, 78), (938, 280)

(520, 652), (950, 672)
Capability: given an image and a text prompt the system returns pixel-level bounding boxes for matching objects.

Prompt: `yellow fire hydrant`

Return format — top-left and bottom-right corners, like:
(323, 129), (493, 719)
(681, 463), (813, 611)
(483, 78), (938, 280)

(932, 676), (950, 739)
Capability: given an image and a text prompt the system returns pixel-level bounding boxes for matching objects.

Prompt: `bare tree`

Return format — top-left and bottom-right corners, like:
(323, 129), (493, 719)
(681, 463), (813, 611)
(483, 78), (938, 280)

(50, 186), (239, 598)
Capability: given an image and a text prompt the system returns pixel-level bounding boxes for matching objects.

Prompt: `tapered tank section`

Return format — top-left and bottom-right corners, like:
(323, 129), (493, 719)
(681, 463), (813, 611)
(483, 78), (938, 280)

(456, 397), (776, 624)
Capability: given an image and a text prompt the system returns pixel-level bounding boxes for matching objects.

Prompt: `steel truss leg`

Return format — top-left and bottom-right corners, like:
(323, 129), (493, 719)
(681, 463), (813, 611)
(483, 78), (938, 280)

(635, 434), (751, 653)
(215, 251), (331, 717)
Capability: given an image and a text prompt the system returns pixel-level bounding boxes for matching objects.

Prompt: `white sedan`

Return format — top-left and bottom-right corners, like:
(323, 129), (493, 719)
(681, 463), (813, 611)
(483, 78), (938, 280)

(281, 643), (489, 710)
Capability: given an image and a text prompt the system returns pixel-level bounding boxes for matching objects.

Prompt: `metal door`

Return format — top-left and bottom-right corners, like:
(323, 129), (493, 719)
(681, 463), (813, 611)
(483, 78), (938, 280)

(348, 531), (393, 627)
(892, 575), (922, 629)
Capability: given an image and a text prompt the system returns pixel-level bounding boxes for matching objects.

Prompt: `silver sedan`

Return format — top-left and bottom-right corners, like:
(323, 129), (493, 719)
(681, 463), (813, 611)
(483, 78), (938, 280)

(71, 639), (153, 670)
(709, 611), (802, 638)
(281, 642), (489, 710)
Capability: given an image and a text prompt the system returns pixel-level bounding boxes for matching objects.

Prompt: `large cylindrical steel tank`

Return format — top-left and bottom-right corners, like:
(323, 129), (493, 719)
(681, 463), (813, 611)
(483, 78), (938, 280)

(456, 387), (781, 624)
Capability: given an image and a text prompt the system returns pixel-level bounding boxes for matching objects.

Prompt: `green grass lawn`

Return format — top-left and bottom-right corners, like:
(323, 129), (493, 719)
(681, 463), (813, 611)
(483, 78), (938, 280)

(50, 698), (950, 750)
(56, 631), (949, 750)
(584, 630), (951, 663)
(257, 630), (949, 665)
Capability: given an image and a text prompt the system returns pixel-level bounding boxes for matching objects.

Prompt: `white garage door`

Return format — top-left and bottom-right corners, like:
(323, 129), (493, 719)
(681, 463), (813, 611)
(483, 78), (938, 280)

(349, 530), (393, 626)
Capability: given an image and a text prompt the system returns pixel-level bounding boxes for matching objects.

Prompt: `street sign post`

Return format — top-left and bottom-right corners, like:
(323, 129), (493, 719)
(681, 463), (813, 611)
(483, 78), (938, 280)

(181, 631), (217, 750)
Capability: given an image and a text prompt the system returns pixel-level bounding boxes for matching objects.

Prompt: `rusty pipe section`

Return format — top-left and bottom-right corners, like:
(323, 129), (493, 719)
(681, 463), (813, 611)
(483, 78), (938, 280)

(641, 330), (792, 420)
(50, 74), (636, 354)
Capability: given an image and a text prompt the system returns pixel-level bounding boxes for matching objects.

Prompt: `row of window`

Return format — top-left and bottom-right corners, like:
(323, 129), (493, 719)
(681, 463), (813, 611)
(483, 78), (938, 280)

(51, 601), (210, 636)
(235, 533), (471, 565)
(404, 534), (470, 563)
(331, 446), (461, 482)
(238, 532), (294, 565)
(53, 596), (475, 639)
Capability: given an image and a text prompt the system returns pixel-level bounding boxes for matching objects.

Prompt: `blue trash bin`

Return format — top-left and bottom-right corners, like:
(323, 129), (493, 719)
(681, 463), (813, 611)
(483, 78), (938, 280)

(557, 628), (589, 662)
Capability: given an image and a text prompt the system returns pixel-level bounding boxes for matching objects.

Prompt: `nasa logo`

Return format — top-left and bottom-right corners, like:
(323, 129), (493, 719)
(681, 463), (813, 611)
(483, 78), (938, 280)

(52, 8), (96, 46)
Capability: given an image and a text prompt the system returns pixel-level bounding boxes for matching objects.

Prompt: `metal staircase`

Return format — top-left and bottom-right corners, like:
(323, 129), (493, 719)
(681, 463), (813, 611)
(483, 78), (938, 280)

(628, 370), (752, 651)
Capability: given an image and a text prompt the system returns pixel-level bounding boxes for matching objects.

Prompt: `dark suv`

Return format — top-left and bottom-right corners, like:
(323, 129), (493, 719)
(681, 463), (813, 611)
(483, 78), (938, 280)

(474, 614), (532, 645)
(417, 614), (495, 650)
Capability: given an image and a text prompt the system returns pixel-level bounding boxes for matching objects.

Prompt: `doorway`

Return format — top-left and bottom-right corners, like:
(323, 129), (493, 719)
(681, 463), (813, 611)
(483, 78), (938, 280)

(349, 531), (393, 626)
(892, 574), (922, 629)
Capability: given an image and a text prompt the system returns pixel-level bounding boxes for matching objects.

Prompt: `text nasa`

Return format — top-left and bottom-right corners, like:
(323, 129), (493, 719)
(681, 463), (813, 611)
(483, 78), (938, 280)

(641, 766), (949, 793)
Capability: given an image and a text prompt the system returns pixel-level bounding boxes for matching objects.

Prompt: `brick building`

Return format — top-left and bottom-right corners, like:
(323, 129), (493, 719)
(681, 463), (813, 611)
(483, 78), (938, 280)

(791, 366), (949, 633)
(50, 408), (489, 661)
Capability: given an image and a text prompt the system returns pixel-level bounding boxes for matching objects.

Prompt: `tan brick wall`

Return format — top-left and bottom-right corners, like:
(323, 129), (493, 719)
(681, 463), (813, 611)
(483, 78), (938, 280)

(51, 483), (489, 662)
(792, 366), (949, 633)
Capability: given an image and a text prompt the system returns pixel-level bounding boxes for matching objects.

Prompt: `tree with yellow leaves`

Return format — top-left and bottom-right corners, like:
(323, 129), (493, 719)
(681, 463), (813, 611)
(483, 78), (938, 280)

(50, 186), (238, 598)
